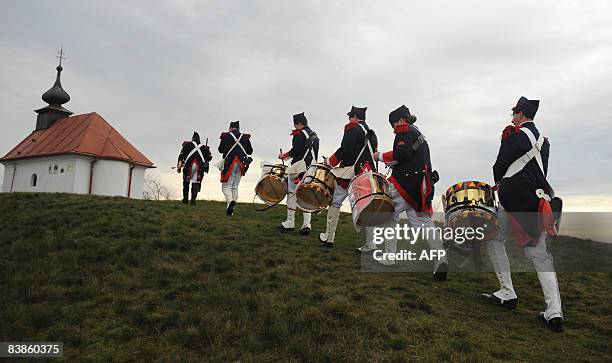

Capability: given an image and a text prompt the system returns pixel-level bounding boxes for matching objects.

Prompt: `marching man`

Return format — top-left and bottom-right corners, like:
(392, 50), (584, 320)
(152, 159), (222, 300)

(319, 106), (378, 247)
(481, 96), (563, 332)
(373, 105), (448, 280)
(218, 121), (253, 216)
(278, 112), (319, 235)
(177, 131), (212, 205)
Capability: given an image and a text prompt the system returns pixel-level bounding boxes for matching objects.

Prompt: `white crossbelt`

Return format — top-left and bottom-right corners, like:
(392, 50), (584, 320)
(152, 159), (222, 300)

(300, 129), (317, 163)
(502, 127), (545, 179)
(355, 124), (375, 171)
(227, 133), (246, 157)
(186, 141), (206, 163)
(502, 127), (555, 199)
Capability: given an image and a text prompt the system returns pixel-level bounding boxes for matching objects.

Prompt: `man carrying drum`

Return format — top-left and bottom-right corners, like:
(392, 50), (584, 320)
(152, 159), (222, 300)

(481, 96), (563, 332)
(278, 112), (320, 235)
(177, 131), (212, 205)
(319, 106), (378, 247)
(373, 105), (448, 281)
(218, 121), (254, 216)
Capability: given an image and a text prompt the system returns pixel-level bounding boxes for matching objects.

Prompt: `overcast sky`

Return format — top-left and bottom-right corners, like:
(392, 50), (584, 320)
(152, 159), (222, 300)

(1, 0), (611, 211)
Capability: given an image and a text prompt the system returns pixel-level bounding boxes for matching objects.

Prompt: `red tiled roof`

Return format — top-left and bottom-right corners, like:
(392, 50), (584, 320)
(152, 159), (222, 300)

(1, 112), (154, 167)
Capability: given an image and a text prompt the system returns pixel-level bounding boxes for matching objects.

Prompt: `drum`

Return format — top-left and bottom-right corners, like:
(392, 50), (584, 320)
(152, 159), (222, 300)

(255, 163), (287, 205)
(348, 171), (395, 230)
(442, 181), (498, 251)
(296, 163), (337, 212)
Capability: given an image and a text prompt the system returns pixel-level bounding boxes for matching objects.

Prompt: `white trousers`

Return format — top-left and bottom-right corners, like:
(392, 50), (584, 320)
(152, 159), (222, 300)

(487, 206), (563, 320)
(189, 163), (201, 184)
(221, 163), (242, 204)
(285, 176), (311, 227)
(331, 184), (349, 208)
(388, 183), (447, 267)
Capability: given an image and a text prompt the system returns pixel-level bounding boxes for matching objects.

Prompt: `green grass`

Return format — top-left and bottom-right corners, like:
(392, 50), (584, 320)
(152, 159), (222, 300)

(0, 193), (610, 362)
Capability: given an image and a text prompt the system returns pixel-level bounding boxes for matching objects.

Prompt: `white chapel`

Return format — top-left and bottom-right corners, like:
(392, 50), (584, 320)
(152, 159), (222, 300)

(1, 59), (155, 198)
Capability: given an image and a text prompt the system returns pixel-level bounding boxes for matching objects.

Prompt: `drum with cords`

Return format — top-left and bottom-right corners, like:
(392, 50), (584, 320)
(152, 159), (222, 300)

(295, 163), (337, 212)
(442, 180), (498, 251)
(255, 163), (288, 206)
(348, 171), (395, 231)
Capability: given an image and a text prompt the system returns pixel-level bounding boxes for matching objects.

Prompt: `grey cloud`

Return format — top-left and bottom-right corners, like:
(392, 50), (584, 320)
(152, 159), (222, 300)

(1, 0), (611, 207)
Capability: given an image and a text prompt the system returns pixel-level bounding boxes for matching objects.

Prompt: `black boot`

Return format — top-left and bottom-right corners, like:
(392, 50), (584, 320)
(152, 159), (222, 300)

(480, 293), (518, 309)
(537, 312), (564, 332)
(190, 183), (200, 205)
(432, 262), (448, 281)
(182, 181), (190, 204)
(226, 201), (236, 216)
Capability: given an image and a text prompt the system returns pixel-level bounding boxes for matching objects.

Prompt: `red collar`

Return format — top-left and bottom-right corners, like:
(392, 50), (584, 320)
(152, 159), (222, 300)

(344, 121), (360, 132)
(394, 124), (409, 134)
(501, 124), (524, 141)
(291, 129), (301, 136)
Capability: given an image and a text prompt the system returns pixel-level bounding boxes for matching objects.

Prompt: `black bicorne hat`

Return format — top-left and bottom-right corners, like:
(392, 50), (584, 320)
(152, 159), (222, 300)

(229, 121), (240, 129)
(388, 105), (416, 126)
(512, 96), (540, 120)
(192, 131), (201, 143)
(347, 106), (367, 121)
(293, 112), (308, 125)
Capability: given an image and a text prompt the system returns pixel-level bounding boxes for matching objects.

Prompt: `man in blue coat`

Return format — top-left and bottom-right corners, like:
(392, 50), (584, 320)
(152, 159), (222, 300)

(319, 106), (378, 247)
(177, 132), (212, 205)
(278, 112), (319, 234)
(373, 105), (447, 280)
(481, 97), (563, 332)
(218, 121), (253, 216)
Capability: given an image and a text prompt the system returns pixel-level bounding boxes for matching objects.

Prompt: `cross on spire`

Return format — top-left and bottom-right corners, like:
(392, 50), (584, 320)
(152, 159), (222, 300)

(56, 47), (66, 67)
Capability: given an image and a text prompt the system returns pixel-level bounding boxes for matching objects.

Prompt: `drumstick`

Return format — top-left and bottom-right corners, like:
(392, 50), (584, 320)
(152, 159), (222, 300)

(280, 148), (285, 165)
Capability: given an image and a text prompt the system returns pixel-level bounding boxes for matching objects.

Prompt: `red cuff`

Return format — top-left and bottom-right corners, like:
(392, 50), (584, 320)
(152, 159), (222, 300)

(328, 153), (340, 167)
(381, 151), (394, 163)
(281, 152), (289, 159)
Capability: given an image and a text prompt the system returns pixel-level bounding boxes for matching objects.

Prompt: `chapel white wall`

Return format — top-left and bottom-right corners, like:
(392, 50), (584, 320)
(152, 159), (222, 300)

(91, 159), (130, 197)
(130, 166), (147, 199)
(0, 156), (77, 193)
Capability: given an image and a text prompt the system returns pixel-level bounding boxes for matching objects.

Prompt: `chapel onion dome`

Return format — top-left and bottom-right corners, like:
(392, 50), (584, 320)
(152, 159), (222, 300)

(41, 65), (70, 106)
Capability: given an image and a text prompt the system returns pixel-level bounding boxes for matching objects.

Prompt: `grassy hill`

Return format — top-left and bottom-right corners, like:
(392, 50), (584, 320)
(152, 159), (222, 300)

(0, 193), (610, 362)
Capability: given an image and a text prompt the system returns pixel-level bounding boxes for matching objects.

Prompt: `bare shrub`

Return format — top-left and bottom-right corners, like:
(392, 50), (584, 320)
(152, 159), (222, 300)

(143, 176), (176, 200)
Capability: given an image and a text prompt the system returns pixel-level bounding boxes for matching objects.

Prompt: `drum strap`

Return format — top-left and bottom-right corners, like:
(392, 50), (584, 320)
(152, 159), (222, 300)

(303, 175), (335, 195)
(254, 194), (284, 211)
(350, 192), (389, 212)
(502, 128), (545, 179)
(186, 141), (207, 164)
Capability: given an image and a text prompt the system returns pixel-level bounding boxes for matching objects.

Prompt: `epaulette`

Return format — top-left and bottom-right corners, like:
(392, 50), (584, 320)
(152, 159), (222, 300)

(242, 133), (251, 139)
(220, 132), (229, 139)
(291, 129), (301, 136)
(182, 140), (190, 145)
(501, 125), (523, 141)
